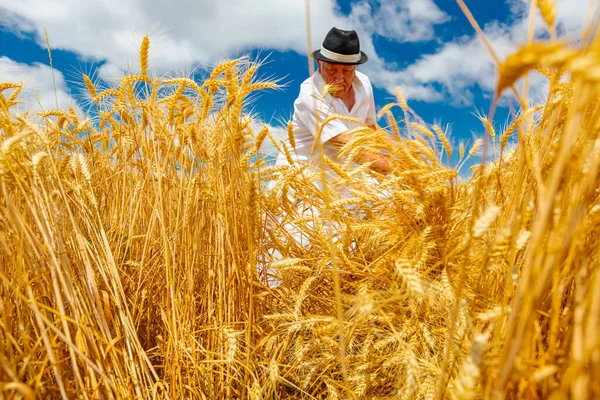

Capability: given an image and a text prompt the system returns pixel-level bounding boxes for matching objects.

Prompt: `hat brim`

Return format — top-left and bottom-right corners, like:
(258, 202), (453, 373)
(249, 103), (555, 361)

(311, 50), (368, 65)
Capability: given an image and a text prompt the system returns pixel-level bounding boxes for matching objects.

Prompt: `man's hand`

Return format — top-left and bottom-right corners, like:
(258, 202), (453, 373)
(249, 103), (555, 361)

(361, 150), (393, 174)
(327, 131), (393, 174)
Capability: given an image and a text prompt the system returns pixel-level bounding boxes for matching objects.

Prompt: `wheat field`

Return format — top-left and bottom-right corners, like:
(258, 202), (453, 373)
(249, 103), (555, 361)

(1, 3), (599, 399)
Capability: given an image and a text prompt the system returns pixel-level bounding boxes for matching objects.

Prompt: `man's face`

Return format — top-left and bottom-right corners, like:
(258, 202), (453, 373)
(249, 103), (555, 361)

(318, 61), (356, 97)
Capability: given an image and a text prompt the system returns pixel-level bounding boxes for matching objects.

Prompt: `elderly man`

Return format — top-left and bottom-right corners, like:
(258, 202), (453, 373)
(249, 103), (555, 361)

(276, 27), (394, 174)
(264, 28), (396, 287)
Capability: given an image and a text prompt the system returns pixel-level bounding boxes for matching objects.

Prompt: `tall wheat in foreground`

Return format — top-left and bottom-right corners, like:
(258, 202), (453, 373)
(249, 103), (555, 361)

(1, 26), (599, 400)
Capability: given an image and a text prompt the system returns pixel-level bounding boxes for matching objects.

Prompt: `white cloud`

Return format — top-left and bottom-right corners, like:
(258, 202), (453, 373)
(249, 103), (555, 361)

(506, 0), (594, 37)
(347, 0), (449, 43)
(0, 0), (448, 80)
(0, 56), (80, 114)
(362, 0), (594, 104)
(362, 23), (518, 104)
(0, 0), (592, 109)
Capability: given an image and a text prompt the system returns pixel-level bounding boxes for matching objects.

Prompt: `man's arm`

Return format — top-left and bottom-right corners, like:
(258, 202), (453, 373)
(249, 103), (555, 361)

(326, 132), (392, 174)
(365, 80), (401, 152)
(369, 124), (401, 148)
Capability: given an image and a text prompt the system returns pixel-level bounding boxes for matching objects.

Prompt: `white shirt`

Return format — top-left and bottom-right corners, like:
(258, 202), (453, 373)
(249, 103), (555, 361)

(276, 70), (377, 167)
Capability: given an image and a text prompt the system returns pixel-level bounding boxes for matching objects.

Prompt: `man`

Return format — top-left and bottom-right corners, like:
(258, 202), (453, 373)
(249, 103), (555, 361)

(264, 28), (395, 287)
(276, 27), (394, 174)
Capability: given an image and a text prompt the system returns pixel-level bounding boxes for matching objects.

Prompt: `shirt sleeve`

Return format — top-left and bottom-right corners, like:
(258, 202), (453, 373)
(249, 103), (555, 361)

(294, 93), (348, 144)
(365, 83), (377, 127)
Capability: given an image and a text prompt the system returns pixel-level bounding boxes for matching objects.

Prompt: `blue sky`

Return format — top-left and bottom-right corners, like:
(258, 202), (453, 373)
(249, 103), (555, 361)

(0, 0), (590, 166)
